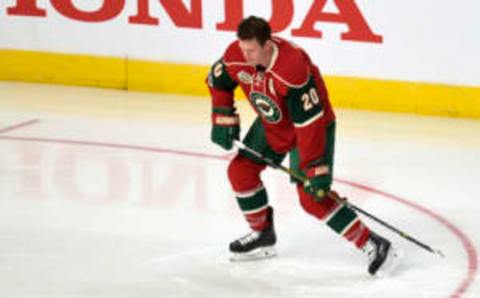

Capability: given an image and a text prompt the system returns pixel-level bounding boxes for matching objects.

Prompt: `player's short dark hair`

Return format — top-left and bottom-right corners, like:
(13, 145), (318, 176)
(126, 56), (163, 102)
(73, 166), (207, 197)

(237, 16), (272, 47)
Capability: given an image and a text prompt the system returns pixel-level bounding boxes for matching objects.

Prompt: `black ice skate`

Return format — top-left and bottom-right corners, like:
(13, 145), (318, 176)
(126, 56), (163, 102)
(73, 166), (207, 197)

(229, 207), (276, 261)
(363, 232), (402, 276)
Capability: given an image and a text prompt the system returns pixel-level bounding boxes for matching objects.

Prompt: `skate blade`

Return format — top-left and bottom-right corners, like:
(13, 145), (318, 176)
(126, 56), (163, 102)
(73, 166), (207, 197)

(374, 246), (404, 277)
(229, 246), (276, 262)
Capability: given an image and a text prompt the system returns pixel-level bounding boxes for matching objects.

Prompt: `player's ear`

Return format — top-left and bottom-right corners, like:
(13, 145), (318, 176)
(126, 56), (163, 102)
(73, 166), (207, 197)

(264, 39), (273, 49)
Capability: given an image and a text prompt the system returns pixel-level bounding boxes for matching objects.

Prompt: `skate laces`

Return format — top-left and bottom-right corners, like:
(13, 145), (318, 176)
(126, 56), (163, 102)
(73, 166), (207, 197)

(238, 231), (261, 245)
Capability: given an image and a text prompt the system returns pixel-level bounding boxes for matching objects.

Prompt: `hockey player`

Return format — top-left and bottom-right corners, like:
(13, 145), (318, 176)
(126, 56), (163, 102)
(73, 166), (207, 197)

(206, 16), (397, 275)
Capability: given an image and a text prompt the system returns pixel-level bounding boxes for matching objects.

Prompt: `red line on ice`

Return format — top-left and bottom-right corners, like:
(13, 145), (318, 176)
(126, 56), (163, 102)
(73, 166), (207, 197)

(0, 119), (39, 134)
(0, 135), (222, 160)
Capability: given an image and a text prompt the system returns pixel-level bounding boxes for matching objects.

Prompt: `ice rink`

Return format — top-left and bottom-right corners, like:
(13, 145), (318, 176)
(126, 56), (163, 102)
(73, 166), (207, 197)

(0, 82), (479, 298)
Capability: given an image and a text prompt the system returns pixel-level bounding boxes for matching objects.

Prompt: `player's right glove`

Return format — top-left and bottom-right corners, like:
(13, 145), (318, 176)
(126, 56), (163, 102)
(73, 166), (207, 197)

(211, 107), (240, 150)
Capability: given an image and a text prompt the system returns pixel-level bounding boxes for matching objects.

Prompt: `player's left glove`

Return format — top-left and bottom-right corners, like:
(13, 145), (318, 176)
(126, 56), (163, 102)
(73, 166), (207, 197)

(303, 164), (331, 198)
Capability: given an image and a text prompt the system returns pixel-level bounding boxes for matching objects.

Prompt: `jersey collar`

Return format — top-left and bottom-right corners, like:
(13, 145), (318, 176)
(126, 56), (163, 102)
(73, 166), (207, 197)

(266, 42), (279, 72)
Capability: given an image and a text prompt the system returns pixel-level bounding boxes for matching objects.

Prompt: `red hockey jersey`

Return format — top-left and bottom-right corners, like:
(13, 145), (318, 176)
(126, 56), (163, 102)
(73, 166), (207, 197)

(207, 37), (336, 169)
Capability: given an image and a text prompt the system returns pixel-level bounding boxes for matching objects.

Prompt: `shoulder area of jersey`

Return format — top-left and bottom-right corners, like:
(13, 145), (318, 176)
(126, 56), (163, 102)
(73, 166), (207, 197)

(269, 37), (310, 88)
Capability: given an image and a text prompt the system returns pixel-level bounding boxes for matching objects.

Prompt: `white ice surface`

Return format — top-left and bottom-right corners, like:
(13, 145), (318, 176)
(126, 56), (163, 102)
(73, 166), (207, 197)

(0, 82), (479, 298)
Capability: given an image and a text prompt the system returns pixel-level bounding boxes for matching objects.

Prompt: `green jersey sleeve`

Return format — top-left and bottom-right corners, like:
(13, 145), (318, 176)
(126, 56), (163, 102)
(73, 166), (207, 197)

(285, 75), (324, 127)
(207, 59), (238, 91)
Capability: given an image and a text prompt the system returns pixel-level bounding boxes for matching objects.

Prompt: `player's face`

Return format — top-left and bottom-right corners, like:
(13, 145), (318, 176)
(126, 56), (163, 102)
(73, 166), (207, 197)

(239, 39), (270, 66)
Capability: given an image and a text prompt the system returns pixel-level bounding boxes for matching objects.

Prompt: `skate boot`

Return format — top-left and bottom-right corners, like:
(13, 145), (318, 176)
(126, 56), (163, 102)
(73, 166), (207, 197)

(363, 232), (401, 276)
(229, 207), (276, 261)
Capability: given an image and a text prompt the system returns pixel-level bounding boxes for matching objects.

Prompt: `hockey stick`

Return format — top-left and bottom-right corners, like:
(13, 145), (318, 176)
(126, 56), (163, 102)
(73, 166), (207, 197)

(233, 140), (445, 258)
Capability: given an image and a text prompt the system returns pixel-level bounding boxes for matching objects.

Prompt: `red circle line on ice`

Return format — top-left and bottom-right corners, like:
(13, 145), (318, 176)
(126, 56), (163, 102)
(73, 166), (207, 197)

(0, 135), (477, 298)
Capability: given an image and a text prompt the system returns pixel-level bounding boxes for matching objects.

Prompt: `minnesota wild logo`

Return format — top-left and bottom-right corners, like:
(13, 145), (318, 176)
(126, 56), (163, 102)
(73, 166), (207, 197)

(249, 92), (282, 124)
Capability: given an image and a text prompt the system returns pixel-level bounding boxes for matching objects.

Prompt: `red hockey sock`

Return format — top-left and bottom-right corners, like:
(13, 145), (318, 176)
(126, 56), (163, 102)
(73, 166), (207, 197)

(298, 187), (371, 249)
(343, 220), (371, 248)
(245, 206), (270, 231)
(228, 155), (270, 231)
